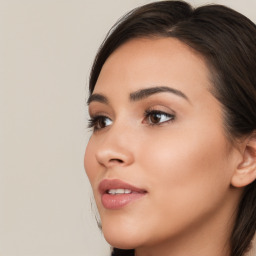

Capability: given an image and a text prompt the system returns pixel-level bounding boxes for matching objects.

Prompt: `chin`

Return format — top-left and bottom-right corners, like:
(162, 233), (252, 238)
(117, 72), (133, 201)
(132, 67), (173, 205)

(101, 220), (144, 249)
(106, 238), (136, 250)
(103, 231), (139, 249)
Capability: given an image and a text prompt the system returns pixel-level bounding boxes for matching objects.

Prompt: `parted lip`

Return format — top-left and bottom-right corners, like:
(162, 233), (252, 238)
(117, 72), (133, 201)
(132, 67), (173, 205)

(98, 179), (147, 195)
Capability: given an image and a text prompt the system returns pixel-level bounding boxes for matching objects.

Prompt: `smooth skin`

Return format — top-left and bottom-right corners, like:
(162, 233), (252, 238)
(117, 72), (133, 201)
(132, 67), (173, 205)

(84, 38), (254, 256)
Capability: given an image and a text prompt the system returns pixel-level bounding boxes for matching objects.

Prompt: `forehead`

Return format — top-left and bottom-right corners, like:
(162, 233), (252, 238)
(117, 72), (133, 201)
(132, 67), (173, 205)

(94, 37), (212, 100)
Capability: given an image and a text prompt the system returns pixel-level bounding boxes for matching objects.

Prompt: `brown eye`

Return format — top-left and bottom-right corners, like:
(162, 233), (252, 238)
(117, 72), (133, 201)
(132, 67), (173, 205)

(149, 113), (162, 124)
(97, 118), (107, 129)
(145, 110), (174, 125)
(88, 116), (112, 131)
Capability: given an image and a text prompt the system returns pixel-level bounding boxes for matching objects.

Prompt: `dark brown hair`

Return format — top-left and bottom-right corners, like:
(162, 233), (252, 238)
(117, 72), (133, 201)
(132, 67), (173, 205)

(89, 1), (256, 256)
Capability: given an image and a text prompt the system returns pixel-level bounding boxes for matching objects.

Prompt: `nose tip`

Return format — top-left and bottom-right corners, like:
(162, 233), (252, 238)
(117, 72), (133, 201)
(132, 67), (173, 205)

(96, 147), (134, 168)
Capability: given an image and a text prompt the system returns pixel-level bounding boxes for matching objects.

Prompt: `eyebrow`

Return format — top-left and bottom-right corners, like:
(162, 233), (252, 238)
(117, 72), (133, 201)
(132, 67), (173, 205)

(87, 86), (190, 105)
(87, 93), (108, 105)
(130, 86), (190, 102)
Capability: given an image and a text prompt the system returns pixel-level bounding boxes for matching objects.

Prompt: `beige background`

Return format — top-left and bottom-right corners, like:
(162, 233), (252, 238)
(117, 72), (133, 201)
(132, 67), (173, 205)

(1, 0), (255, 255)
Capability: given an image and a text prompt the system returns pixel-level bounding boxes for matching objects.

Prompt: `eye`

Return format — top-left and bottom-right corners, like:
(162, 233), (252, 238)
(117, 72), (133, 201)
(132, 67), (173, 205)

(88, 115), (113, 132)
(144, 110), (175, 125)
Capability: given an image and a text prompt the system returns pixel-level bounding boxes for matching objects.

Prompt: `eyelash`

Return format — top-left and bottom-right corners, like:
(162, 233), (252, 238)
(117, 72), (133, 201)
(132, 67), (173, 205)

(88, 115), (111, 132)
(88, 110), (175, 132)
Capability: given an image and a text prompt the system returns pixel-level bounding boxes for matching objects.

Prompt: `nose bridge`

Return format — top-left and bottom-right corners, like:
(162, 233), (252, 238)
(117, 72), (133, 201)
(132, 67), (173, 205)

(95, 118), (135, 167)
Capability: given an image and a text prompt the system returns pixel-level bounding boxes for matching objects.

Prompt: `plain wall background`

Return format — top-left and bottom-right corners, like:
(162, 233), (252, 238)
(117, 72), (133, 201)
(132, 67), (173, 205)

(1, 0), (255, 255)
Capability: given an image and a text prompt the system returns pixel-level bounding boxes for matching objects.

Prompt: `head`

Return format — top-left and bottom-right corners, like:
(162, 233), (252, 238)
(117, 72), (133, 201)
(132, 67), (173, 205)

(85, 1), (256, 256)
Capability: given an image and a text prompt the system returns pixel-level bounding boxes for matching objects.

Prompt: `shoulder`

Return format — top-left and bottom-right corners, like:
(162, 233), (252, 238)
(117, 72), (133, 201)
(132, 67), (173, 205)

(244, 234), (256, 256)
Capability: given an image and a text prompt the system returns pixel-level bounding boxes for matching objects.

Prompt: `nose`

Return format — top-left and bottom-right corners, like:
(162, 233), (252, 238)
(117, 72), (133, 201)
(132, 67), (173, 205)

(95, 124), (134, 168)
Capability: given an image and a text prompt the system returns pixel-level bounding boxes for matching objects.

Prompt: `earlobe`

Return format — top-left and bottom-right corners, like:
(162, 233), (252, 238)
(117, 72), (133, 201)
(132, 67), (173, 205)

(231, 133), (256, 188)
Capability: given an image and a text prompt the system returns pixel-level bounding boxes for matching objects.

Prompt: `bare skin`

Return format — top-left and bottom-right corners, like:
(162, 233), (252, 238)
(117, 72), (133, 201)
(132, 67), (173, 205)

(84, 38), (247, 256)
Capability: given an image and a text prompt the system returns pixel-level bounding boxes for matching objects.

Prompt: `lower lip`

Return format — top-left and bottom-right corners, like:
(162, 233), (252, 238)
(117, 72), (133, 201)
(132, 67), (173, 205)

(101, 193), (146, 210)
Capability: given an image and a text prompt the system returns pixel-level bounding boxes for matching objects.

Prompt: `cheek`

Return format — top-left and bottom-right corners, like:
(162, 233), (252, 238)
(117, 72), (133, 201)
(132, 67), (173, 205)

(139, 128), (232, 211)
(130, 130), (233, 241)
(84, 139), (98, 185)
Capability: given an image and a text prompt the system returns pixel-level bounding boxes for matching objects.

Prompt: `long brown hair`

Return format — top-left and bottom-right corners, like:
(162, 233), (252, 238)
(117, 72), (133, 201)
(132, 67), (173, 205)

(89, 1), (256, 255)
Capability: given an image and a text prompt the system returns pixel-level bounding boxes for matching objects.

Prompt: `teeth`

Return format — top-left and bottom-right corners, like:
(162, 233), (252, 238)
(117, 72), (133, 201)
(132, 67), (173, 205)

(108, 189), (132, 195)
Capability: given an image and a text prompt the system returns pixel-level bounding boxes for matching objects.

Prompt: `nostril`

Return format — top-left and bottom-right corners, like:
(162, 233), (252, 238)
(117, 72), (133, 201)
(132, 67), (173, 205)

(110, 159), (124, 164)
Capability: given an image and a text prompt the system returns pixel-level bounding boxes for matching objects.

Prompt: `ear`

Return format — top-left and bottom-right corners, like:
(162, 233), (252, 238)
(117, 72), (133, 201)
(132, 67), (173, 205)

(231, 132), (256, 188)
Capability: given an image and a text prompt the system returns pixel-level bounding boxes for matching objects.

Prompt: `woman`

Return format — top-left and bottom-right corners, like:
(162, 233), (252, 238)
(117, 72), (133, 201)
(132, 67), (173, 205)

(84, 1), (256, 256)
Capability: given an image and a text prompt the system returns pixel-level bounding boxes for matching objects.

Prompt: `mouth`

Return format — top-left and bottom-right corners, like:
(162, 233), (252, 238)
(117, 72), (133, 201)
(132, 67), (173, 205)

(98, 179), (147, 209)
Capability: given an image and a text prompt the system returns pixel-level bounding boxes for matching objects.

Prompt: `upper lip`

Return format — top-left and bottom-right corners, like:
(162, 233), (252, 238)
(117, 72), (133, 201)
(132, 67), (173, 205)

(99, 179), (147, 195)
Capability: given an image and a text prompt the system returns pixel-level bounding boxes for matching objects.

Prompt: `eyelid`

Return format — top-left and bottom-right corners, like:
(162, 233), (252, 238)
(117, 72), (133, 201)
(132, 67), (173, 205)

(88, 109), (111, 119)
(144, 105), (176, 116)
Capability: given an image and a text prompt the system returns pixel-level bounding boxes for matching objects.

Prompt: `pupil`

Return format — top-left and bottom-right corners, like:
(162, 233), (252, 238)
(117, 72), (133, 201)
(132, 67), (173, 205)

(99, 118), (106, 128)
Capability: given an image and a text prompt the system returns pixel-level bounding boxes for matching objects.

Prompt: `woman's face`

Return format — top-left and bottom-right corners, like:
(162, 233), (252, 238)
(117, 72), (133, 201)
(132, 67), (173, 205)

(84, 38), (241, 250)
